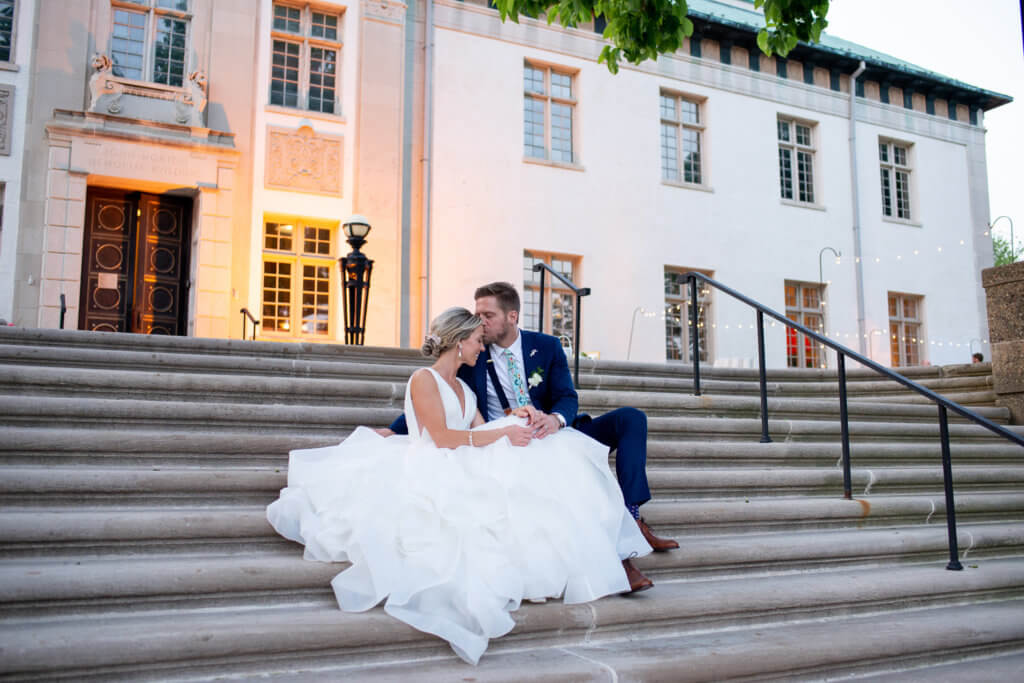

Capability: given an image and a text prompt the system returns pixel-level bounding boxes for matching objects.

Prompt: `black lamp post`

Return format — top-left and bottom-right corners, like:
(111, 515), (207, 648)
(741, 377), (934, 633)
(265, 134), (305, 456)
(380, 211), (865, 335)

(338, 215), (373, 345)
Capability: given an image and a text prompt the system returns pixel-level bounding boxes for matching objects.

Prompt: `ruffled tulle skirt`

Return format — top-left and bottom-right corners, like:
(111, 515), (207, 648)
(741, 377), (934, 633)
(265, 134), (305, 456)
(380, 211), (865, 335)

(266, 416), (651, 664)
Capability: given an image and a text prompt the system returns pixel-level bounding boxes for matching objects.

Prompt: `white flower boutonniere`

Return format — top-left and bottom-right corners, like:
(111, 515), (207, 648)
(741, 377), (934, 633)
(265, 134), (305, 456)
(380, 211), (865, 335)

(528, 368), (544, 388)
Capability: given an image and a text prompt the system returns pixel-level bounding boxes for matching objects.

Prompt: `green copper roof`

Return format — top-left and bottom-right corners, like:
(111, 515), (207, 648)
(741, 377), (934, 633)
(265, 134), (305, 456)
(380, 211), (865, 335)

(686, 0), (1012, 109)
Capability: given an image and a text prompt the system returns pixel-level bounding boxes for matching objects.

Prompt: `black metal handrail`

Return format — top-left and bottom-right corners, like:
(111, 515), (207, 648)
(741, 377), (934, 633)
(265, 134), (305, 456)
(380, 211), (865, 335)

(240, 307), (260, 340)
(532, 263), (591, 385)
(59, 294), (67, 330)
(685, 272), (1024, 571)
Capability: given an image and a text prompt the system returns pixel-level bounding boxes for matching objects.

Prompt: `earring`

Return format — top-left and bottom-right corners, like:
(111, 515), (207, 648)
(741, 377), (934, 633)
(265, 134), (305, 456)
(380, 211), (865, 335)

(457, 344), (463, 359)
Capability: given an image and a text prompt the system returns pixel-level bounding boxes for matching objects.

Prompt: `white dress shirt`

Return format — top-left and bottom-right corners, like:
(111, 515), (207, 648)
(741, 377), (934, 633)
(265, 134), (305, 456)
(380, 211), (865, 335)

(485, 330), (525, 420)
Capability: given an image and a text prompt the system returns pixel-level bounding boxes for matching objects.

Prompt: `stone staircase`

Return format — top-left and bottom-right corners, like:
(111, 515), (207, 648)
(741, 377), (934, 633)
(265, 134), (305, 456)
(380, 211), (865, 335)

(1, 327), (1023, 681)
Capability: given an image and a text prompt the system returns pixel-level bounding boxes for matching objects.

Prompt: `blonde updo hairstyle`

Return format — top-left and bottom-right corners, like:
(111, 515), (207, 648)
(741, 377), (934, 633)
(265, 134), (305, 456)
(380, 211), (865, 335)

(421, 306), (482, 358)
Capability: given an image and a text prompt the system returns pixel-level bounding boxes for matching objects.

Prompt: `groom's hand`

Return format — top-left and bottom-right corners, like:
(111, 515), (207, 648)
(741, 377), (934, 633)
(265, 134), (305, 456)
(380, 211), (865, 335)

(532, 412), (561, 439)
(511, 405), (540, 424)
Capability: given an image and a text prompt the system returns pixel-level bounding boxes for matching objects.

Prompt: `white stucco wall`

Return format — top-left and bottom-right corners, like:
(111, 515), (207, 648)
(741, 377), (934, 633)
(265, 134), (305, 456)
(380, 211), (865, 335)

(247, 0), (358, 341)
(427, 3), (991, 369)
(0, 0), (36, 323)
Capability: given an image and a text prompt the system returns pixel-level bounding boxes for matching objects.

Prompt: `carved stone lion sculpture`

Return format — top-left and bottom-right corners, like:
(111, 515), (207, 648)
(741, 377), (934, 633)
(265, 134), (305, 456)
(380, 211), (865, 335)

(175, 70), (208, 125)
(88, 53), (124, 113)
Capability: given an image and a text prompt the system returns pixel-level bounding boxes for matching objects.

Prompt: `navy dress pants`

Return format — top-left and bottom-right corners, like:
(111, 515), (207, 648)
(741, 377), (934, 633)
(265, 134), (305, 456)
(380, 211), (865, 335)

(575, 407), (651, 507)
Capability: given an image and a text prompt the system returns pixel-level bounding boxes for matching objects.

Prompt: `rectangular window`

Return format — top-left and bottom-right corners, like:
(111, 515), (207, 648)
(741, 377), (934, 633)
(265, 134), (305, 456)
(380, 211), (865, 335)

(523, 62), (576, 164)
(664, 267), (712, 363)
(778, 117), (816, 204)
(270, 3), (342, 114)
(784, 281), (825, 368)
(523, 250), (580, 349)
(110, 0), (190, 86)
(0, 0), (15, 62)
(888, 293), (924, 367)
(660, 91), (704, 186)
(879, 139), (913, 220)
(261, 220), (336, 338)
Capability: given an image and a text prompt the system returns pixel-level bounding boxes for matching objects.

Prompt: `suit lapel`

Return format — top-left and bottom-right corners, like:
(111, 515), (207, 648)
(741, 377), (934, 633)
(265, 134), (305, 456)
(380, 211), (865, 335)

(475, 347), (491, 418)
(520, 330), (540, 406)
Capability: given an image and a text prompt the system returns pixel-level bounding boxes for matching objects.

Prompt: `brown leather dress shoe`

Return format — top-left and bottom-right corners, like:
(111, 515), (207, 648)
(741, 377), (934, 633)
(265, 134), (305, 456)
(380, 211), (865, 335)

(637, 517), (680, 552)
(622, 558), (653, 593)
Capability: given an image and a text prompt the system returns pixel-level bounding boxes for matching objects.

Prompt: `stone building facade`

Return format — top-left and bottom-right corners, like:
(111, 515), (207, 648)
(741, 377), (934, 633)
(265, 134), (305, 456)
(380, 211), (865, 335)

(0, 0), (1011, 368)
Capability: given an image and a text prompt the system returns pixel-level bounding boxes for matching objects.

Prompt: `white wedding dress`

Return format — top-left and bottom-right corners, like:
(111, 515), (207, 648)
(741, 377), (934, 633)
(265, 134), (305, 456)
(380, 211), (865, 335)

(266, 367), (651, 664)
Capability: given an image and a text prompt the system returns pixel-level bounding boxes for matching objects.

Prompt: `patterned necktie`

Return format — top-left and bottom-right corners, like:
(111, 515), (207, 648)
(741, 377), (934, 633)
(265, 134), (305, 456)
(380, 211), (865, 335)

(504, 349), (531, 407)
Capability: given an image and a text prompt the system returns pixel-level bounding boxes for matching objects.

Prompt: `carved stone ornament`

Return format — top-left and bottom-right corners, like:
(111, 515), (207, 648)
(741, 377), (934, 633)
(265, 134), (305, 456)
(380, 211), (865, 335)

(87, 53), (207, 127)
(361, 0), (407, 23)
(174, 71), (208, 125)
(0, 84), (11, 156)
(266, 125), (343, 196)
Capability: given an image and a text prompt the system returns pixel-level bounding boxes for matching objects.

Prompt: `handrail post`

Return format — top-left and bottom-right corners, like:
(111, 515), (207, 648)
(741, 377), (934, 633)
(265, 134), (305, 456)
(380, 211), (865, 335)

(837, 353), (852, 499)
(59, 294), (67, 330)
(938, 405), (964, 570)
(573, 292), (581, 386)
(239, 308), (260, 341)
(689, 275), (701, 396)
(537, 268), (546, 333)
(756, 311), (771, 443)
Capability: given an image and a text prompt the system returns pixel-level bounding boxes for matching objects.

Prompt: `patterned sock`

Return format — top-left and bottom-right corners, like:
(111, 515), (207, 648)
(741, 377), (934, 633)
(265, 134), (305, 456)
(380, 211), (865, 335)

(627, 503), (640, 520)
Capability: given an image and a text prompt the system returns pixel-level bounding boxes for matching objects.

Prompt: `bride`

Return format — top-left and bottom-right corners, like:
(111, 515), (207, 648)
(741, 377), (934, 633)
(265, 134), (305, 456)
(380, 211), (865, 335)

(266, 307), (652, 664)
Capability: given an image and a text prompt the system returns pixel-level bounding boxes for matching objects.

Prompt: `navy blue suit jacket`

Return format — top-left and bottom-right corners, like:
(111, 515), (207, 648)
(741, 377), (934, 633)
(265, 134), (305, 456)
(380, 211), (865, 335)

(388, 329), (585, 434)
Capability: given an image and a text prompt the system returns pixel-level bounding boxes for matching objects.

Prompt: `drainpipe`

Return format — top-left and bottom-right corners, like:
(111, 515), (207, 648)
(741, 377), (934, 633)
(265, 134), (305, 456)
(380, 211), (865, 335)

(420, 0), (434, 335)
(849, 60), (867, 355)
(399, 1), (417, 346)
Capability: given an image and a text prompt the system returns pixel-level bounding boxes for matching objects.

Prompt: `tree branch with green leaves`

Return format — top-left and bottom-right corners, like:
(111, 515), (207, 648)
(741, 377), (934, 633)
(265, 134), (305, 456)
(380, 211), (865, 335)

(492, 0), (830, 74)
(993, 233), (1023, 267)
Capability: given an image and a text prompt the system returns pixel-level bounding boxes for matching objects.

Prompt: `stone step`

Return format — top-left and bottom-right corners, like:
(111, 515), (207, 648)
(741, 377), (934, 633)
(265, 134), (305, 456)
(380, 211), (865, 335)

(1, 427), (1020, 474)
(3, 494), (1023, 557)
(855, 651), (1024, 682)
(3, 465), (1023, 508)
(0, 364), (404, 407)
(582, 370), (994, 400)
(2, 396), (1018, 445)
(0, 364), (1006, 423)
(1, 560), (1021, 680)
(271, 600), (1024, 683)
(643, 493), (1024, 535)
(581, 390), (1008, 422)
(648, 465), (1024, 498)
(0, 327), (426, 366)
(0, 328), (993, 394)
(3, 524), (1022, 617)
(646, 439), (1024, 467)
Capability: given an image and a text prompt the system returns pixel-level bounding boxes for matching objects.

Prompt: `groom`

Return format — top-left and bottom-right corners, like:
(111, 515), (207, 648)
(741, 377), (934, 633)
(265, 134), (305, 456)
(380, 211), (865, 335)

(386, 282), (678, 593)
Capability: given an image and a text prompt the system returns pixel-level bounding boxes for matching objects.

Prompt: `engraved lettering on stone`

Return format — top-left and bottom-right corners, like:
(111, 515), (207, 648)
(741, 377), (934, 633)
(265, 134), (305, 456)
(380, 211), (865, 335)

(266, 125), (343, 195)
(85, 149), (196, 183)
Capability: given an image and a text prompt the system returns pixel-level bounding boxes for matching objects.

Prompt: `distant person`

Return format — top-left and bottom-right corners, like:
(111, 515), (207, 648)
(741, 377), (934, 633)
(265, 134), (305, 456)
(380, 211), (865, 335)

(972, 352), (984, 363)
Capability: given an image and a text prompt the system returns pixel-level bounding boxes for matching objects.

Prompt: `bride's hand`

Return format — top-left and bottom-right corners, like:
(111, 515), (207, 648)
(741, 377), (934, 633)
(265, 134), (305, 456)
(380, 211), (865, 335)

(502, 424), (534, 447)
(511, 405), (540, 424)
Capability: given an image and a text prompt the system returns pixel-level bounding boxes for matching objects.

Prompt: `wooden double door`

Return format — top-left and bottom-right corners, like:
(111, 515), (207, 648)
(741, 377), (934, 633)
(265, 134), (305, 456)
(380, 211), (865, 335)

(79, 189), (192, 335)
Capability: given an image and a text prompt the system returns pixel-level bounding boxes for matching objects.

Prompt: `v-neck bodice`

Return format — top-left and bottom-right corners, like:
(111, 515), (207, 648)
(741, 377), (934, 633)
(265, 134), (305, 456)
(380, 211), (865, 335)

(405, 367), (476, 440)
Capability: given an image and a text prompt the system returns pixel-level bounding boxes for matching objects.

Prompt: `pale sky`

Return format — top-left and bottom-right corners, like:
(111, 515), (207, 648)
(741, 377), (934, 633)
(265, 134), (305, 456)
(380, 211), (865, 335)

(824, 0), (1024, 252)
